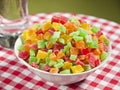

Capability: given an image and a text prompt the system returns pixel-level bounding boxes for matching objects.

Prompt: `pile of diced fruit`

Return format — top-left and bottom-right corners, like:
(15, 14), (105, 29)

(18, 15), (109, 74)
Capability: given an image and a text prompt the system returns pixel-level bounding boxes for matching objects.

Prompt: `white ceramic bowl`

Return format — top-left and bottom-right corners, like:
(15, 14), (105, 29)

(14, 37), (111, 85)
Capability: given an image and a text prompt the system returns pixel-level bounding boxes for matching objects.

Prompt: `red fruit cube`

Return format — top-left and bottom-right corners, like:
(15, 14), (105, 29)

(30, 62), (39, 69)
(53, 49), (59, 55)
(76, 59), (85, 66)
(51, 15), (68, 24)
(81, 48), (90, 55)
(48, 29), (55, 35)
(19, 50), (29, 61)
(30, 43), (38, 51)
(103, 44), (108, 52)
(63, 56), (72, 62)
(87, 53), (99, 67)
(43, 65), (51, 72)
(36, 29), (44, 35)
(54, 42), (64, 50)
(95, 59), (101, 66)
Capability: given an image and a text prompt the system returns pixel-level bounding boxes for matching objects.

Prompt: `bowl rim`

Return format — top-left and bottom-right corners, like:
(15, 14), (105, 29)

(14, 37), (112, 76)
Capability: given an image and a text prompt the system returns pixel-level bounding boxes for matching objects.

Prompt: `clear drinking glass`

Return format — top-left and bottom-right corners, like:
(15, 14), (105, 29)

(0, 0), (28, 48)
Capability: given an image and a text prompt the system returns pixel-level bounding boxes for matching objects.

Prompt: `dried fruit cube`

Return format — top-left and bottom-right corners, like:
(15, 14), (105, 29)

(62, 62), (72, 69)
(30, 49), (36, 56)
(70, 54), (77, 61)
(75, 59), (85, 66)
(88, 38), (98, 48)
(87, 53), (100, 67)
(78, 28), (88, 38)
(48, 61), (57, 66)
(37, 50), (48, 59)
(60, 69), (71, 74)
(49, 53), (57, 61)
(81, 23), (91, 31)
(85, 34), (93, 43)
(43, 64), (51, 72)
(30, 62), (39, 69)
(91, 26), (99, 33)
(50, 31), (61, 43)
(71, 65), (84, 73)
(100, 51), (108, 61)
(19, 50), (29, 61)
(70, 47), (79, 55)
(73, 36), (83, 41)
(44, 32), (52, 40)
(29, 56), (37, 64)
(57, 51), (65, 59)
(37, 40), (46, 49)
(50, 68), (59, 73)
(52, 22), (60, 31)
(75, 40), (85, 49)
(59, 24), (66, 33)
(81, 48), (90, 55)
(54, 62), (64, 68)
(52, 15), (68, 24)
(42, 20), (51, 31)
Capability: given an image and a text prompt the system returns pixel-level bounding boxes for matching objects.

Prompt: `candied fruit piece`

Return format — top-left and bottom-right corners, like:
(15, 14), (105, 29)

(49, 53), (57, 61)
(30, 62), (39, 69)
(50, 68), (59, 73)
(100, 51), (108, 61)
(81, 48), (90, 55)
(51, 15), (68, 24)
(30, 43), (38, 51)
(70, 54), (77, 61)
(81, 23), (91, 31)
(65, 22), (78, 34)
(19, 50), (29, 61)
(70, 47), (79, 55)
(91, 26), (99, 33)
(87, 53), (100, 67)
(30, 49), (36, 57)
(60, 69), (71, 74)
(43, 64), (51, 72)
(75, 59), (85, 66)
(37, 50), (48, 59)
(54, 62), (64, 68)
(75, 40), (85, 49)
(29, 57), (37, 64)
(62, 62), (72, 69)
(71, 65), (84, 73)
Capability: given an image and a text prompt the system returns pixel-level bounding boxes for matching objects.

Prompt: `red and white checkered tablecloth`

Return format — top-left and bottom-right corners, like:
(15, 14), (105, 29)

(0, 13), (120, 90)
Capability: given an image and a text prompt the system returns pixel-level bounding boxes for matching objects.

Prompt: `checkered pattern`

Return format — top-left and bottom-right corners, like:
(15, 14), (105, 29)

(0, 13), (120, 90)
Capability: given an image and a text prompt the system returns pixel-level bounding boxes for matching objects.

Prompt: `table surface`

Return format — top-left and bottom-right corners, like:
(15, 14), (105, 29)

(0, 13), (120, 90)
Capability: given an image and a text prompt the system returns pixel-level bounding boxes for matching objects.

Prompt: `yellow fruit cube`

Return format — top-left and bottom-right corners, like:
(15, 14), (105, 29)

(37, 50), (48, 59)
(98, 35), (104, 43)
(81, 23), (91, 31)
(71, 65), (84, 73)
(22, 30), (30, 40)
(42, 20), (51, 31)
(60, 34), (72, 43)
(52, 22), (60, 31)
(44, 32), (52, 40)
(62, 62), (72, 69)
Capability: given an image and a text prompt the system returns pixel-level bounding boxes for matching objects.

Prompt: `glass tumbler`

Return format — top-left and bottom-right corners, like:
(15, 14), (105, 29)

(0, 0), (29, 48)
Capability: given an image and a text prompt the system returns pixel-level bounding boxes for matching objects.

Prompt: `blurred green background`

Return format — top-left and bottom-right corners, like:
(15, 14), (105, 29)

(28, 0), (120, 24)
